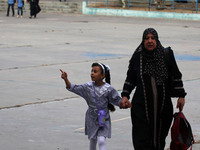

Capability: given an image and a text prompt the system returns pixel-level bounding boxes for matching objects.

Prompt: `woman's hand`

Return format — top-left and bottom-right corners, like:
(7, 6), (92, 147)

(176, 97), (185, 112)
(120, 97), (132, 109)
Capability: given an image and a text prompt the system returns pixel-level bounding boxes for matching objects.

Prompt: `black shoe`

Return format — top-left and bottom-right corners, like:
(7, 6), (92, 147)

(29, 16), (32, 19)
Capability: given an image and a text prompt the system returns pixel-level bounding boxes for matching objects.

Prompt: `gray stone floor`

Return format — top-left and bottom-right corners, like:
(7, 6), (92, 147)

(0, 12), (200, 150)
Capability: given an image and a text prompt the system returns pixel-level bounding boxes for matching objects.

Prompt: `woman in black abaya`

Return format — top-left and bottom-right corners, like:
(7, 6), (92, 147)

(121, 28), (187, 150)
(29, 0), (40, 18)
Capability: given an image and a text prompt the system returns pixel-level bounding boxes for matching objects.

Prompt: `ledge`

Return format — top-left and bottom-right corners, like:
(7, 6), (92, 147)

(82, 1), (200, 21)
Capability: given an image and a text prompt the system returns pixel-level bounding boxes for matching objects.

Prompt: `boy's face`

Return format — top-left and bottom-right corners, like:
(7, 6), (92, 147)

(91, 66), (105, 82)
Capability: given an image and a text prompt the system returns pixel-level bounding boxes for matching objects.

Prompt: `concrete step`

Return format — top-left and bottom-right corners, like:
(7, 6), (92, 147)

(0, 0), (82, 14)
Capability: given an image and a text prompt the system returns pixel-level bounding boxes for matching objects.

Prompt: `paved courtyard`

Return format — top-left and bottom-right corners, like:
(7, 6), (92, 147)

(0, 12), (200, 150)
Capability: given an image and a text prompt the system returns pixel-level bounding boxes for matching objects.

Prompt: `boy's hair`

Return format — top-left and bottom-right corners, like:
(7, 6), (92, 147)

(92, 62), (111, 84)
(91, 63), (115, 112)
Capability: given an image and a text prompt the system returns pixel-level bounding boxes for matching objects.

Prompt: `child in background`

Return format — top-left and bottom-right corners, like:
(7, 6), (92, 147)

(7, 0), (15, 17)
(16, 0), (24, 18)
(60, 63), (131, 150)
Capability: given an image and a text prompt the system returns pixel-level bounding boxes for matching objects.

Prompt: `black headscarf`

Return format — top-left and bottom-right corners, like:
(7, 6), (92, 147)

(135, 28), (168, 85)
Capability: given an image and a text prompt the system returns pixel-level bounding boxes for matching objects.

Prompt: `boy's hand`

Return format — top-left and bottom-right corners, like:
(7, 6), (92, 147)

(60, 69), (67, 80)
(60, 69), (71, 88)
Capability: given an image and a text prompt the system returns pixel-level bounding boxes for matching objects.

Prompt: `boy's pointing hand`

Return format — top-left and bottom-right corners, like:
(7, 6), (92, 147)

(60, 69), (68, 80)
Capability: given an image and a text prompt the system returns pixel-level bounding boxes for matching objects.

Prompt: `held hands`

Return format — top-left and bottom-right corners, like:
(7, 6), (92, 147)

(176, 97), (185, 112)
(120, 97), (132, 109)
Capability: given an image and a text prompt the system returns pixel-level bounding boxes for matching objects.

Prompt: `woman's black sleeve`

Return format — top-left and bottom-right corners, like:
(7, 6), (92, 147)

(169, 49), (187, 98)
(121, 54), (137, 99)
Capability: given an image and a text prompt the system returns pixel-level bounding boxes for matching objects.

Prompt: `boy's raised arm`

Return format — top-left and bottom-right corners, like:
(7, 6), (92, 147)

(60, 69), (71, 88)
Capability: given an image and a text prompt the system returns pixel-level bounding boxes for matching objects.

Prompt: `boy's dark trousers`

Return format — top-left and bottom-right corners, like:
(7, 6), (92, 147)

(18, 7), (23, 16)
(7, 4), (15, 16)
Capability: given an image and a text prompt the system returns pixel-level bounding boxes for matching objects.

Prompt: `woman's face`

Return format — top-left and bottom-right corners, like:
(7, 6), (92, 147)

(144, 33), (157, 51)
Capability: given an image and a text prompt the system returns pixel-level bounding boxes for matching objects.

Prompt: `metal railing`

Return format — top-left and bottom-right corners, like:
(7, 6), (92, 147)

(85, 0), (200, 13)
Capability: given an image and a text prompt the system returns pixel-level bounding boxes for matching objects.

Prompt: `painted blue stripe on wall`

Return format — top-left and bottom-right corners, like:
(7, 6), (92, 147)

(82, 1), (200, 20)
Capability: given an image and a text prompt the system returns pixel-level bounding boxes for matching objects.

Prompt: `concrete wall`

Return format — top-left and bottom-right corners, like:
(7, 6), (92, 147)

(0, 0), (82, 14)
(82, 1), (200, 20)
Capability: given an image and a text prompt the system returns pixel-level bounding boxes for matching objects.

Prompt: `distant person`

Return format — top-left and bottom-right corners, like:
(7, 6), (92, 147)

(121, 28), (186, 150)
(28, 0), (41, 18)
(7, 0), (15, 17)
(60, 63), (131, 150)
(155, 0), (164, 8)
(16, 0), (24, 18)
